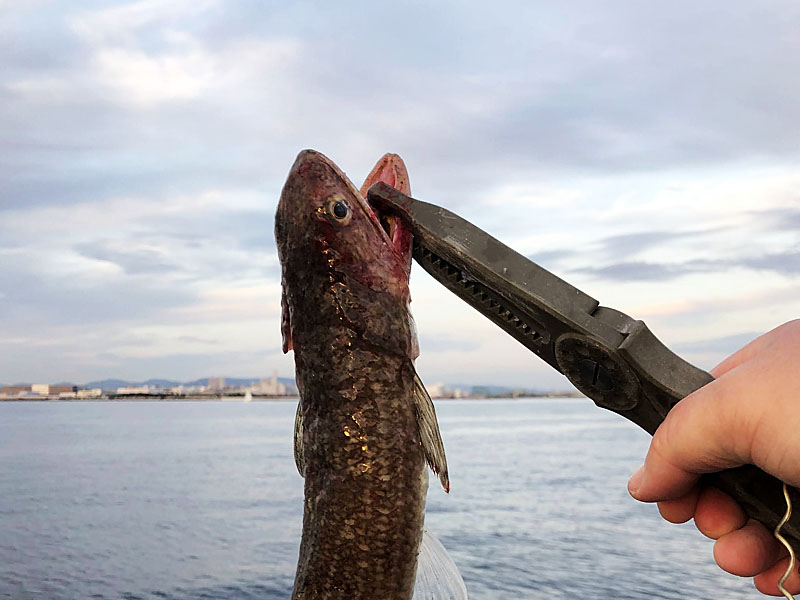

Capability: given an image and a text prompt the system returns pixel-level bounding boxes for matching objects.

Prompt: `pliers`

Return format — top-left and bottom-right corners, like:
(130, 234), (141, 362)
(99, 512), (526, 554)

(367, 181), (800, 554)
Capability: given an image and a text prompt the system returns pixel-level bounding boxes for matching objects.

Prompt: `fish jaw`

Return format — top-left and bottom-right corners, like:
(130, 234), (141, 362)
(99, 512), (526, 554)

(359, 152), (411, 198)
(360, 153), (414, 277)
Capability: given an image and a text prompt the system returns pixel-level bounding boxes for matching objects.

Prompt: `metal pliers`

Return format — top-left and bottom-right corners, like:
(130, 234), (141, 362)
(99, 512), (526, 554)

(368, 181), (800, 553)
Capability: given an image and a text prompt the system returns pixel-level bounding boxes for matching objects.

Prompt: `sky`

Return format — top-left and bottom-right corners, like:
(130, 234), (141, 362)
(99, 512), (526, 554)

(1, 1), (798, 390)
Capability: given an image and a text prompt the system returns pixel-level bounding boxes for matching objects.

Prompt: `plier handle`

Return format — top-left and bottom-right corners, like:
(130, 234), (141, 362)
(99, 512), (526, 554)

(368, 181), (800, 551)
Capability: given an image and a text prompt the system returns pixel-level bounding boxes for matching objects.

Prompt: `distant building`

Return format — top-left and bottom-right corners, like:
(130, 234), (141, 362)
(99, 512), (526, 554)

(254, 370), (286, 395)
(207, 377), (226, 392)
(1, 385), (32, 396)
(427, 383), (452, 399)
(182, 385), (206, 394)
(51, 385), (77, 395)
(28, 384), (76, 396)
(77, 389), (102, 399)
(117, 385), (150, 394)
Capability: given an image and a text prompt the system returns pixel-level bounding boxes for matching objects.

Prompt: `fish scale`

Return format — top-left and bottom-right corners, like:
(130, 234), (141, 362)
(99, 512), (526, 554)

(294, 343), (425, 599)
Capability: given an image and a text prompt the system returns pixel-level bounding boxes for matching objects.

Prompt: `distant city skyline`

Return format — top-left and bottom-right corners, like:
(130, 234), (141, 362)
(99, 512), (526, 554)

(0, 375), (296, 389)
(1, 2), (798, 389)
(0, 374), (553, 400)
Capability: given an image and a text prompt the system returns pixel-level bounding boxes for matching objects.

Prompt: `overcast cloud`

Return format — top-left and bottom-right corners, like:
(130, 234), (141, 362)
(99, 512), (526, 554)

(1, 1), (798, 389)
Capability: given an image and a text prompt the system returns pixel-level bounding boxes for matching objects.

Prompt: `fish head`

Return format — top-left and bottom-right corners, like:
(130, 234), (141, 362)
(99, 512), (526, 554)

(276, 149), (416, 356)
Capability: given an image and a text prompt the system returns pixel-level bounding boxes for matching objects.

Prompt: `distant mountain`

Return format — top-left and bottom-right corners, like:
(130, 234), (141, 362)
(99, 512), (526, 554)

(183, 377), (296, 387)
(448, 383), (548, 396)
(183, 377), (258, 387)
(83, 379), (132, 391)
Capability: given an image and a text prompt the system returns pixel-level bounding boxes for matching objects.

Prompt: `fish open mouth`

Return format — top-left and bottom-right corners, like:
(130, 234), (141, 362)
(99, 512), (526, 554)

(371, 202), (398, 245)
(359, 153), (413, 267)
(367, 192), (413, 266)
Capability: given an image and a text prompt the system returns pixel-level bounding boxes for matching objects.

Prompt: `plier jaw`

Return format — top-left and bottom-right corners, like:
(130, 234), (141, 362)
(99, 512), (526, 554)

(368, 180), (800, 551)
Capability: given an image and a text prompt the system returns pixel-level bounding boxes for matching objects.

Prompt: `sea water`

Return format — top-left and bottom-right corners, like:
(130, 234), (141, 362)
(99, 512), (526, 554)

(0, 399), (756, 599)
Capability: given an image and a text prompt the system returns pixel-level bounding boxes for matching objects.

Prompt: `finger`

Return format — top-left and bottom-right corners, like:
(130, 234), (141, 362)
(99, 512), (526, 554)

(754, 555), (800, 597)
(657, 487), (700, 523)
(709, 321), (794, 378)
(629, 368), (763, 503)
(628, 453), (700, 502)
(694, 486), (747, 540)
(711, 337), (767, 378)
(713, 519), (784, 577)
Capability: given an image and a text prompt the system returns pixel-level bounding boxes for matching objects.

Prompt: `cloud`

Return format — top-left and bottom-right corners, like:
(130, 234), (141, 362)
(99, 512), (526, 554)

(527, 249), (577, 270)
(68, 0), (221, 47)
(576, 261), (688, 282)
(91, 47), (217, 107)
(177, 335), (218, 345)
(75, 240), (178, 275)
(0, 259), (195, 330)
(754, 206), (800, 233)
(418, 334), (482, 354)
(742, 250), (800, 275)
(1, 1), (799, 385)
(672, 332), (761, 356)
(573, 248), (800, 282)
(597, 231), (699, 257)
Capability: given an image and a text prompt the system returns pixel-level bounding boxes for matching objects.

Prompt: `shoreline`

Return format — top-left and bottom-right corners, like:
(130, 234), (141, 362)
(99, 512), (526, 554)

(0, 393), (583, 403)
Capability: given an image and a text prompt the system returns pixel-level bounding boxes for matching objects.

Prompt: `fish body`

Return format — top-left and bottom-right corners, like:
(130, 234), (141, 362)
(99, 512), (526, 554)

(276, 150), (448, 600)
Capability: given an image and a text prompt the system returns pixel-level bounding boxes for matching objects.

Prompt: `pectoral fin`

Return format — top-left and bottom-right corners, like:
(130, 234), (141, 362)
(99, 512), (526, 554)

(413, 369), (450, 493)
(412, 529), (468, 600)
(293, 400), (305, 477)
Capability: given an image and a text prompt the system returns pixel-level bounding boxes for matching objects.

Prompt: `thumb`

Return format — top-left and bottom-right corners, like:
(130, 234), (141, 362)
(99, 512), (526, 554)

(628, 372), (753, 502)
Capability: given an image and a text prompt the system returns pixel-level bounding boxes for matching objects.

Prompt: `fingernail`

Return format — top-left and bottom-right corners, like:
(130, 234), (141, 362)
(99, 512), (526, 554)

(628, 465), (646, 498)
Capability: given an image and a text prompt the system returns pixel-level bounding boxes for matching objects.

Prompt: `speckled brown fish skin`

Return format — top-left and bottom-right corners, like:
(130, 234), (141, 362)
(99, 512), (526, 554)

(276, 150), (425, 600)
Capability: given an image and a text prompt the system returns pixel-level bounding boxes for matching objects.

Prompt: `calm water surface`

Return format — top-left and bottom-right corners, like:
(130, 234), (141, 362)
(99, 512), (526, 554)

(0, 399), (757, 599)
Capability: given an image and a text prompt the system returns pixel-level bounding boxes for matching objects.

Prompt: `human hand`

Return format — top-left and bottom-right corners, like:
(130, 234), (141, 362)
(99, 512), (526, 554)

(627, 320), (800, 596)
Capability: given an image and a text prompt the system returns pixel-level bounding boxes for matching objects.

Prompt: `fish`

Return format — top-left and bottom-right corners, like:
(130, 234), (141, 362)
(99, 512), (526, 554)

(275, 149), (466, 600)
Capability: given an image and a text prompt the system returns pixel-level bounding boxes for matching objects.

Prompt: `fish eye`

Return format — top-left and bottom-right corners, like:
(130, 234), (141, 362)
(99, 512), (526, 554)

(325, 194), (351, 223)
